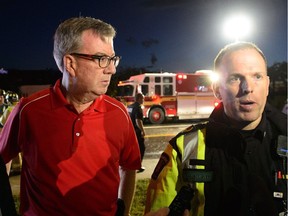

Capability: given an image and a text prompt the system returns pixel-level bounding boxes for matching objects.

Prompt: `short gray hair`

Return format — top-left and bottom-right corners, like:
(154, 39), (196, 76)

(53, 17), (116, 72)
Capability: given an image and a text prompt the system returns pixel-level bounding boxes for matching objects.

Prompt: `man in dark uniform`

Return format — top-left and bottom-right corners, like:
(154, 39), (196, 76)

(145, 42), (287, 216)
(128, 93), (146, 173)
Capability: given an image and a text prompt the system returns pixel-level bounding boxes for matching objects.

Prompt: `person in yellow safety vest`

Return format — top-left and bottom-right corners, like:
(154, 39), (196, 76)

(0, 89), (8, 120)
(145, 42), (287, 216)
(0, 91), (21, 175)
(0, 91), (19, 126)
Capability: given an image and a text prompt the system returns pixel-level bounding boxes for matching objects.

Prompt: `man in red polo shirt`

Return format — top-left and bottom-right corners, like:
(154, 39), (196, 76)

(0, 17), (141, 216)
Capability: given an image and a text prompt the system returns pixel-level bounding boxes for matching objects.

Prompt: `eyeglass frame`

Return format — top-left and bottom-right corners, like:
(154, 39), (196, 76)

(70, 53), (121, 68)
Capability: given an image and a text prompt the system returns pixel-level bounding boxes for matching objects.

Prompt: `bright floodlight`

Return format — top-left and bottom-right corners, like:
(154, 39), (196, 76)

(223, 14), (252, 41)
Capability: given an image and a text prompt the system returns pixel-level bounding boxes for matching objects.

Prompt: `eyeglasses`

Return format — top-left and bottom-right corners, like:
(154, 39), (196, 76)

(71, 53), (121, 68)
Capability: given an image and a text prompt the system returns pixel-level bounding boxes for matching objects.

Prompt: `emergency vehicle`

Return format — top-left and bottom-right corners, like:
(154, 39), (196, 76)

(116, 71), (219, 124)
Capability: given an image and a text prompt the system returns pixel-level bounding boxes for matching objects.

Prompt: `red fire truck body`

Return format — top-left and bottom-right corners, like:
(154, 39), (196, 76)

(116, 71), (219, 124)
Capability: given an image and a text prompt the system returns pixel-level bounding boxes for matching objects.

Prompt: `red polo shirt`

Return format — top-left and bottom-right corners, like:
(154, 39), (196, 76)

(0, 80), (141, 216)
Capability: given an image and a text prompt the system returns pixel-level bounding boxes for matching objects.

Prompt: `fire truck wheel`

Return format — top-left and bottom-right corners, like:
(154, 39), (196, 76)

(148, 107), (165, 124)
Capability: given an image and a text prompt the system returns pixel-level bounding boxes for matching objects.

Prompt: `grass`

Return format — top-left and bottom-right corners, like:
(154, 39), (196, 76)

(13, 178), (150, 216)
(13, 195), (20, 216)
(131, 178), (150, 215)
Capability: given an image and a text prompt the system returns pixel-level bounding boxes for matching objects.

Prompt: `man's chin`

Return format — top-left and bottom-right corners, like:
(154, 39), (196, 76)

(94, 89), (108, 96)
(238, 113), (262, 127)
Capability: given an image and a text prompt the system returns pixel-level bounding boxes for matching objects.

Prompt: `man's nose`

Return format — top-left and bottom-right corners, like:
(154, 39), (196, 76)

(241, 79), (254, 94)
(103, 61), (116, 74)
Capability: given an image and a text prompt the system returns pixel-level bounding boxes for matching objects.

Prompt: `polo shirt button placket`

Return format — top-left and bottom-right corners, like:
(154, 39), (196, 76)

(72, 116), (82, 152)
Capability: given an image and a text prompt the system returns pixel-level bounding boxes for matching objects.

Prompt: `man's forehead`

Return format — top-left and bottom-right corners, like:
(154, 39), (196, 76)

(219, 49), (266, 67)
(222, 48), (265, 63)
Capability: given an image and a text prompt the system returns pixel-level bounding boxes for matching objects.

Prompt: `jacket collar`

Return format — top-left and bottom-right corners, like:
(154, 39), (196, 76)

(208, 102), (266, 141)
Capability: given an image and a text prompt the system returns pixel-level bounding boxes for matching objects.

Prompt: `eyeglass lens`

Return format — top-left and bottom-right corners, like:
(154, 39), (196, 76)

(99, 56), (120, 68)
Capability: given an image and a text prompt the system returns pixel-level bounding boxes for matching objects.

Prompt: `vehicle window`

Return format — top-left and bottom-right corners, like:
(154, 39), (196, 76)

(155, 77), (161, 83)
(116, 85), (134, 96)
(141, 85), (149, 96)
(163, 84), (173, 95)
(163, 77), (173, 83)
(144, 77), (150, 83)
(155, 85), (161, 95)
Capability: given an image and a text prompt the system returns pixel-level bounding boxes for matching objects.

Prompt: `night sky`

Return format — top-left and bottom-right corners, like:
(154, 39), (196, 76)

(1, 0), (287, 73)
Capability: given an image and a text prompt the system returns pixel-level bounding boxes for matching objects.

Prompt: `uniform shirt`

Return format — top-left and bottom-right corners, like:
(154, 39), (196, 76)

(127, 101), (143, 133)
(0, 80), (141, 216)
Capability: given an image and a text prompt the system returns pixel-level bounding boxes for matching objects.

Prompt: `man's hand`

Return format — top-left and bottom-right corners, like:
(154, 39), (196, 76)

(144, 207), (189, 216)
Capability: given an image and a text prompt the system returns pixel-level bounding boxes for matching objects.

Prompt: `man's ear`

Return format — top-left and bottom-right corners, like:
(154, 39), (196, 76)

(63, 55), (76, 77)
(266, 76), (270, 96)
(212, 82), (222, 100)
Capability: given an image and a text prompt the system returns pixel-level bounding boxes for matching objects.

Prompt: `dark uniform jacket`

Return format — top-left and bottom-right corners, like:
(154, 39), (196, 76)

(146, 102), (287, 216)
(204, 103), (287, 216)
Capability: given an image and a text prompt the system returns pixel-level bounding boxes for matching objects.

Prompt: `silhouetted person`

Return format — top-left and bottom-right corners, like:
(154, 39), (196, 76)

(128, 93), (146, 173)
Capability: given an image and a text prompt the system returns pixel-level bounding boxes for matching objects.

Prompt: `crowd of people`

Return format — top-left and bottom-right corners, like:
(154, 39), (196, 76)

(0, 16), (287, 216)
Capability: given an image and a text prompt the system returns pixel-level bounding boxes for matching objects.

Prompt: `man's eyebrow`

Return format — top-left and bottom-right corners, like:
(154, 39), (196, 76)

(227, 72), (242, 76)
(94, 52), (115, 57)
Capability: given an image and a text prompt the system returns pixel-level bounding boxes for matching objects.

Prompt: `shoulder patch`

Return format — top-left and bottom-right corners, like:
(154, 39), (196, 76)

(151, 152), (170, 180)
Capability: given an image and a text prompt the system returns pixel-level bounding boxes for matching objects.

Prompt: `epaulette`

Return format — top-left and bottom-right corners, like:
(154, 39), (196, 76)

(170, 121), (208, 144)
(169, 122), (208, 160)
(151, 123), (209, 180)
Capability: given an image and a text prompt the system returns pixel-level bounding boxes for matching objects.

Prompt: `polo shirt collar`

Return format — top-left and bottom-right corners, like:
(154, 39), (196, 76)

(51, 79), (107, 113)
(51, 79), (70, 109)
(91, 95), (106, 113)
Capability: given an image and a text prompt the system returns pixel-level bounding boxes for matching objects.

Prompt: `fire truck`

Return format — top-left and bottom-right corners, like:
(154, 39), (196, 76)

(116, 71), (219, 124)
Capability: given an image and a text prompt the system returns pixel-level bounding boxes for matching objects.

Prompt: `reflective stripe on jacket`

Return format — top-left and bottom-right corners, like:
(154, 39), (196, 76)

(145, 123), (208, 216)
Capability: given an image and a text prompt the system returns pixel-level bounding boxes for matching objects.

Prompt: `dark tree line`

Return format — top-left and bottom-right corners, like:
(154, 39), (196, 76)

(267, 61), (287, 109)
(0, 69), (62, 93)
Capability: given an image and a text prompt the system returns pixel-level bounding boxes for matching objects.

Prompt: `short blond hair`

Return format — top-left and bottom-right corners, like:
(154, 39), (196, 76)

(214, 41), (267, 71)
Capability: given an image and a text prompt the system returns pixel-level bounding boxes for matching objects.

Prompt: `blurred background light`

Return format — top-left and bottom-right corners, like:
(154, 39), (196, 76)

(223, 14), (252, 42)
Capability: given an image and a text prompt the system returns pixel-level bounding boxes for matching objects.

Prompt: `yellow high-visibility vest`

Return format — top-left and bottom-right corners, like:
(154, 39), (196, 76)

(145, 123), (208, 216)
